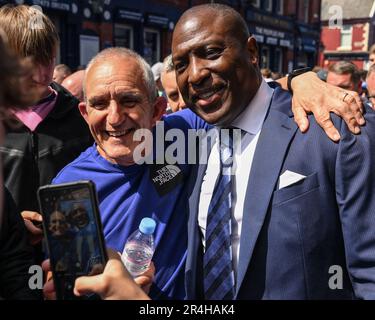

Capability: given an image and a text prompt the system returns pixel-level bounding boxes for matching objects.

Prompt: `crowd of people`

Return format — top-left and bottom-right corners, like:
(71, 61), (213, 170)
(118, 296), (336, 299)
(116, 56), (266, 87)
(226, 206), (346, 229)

(0, 3), (374, 301)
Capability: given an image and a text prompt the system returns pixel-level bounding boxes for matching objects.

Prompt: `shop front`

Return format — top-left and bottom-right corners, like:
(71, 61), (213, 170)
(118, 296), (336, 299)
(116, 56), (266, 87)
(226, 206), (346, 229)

(246, 8), (294, 74)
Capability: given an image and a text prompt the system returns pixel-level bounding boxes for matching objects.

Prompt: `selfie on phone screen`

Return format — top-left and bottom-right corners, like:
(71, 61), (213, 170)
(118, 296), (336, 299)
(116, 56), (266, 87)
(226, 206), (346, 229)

(38, 182), (107, 299)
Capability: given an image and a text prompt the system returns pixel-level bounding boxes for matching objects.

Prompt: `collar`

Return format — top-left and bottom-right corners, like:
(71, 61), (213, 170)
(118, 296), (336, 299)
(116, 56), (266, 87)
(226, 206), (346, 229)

(34, 86), (57, 106)
(47, 81), (80, 119)
(231, 79), (274, 135)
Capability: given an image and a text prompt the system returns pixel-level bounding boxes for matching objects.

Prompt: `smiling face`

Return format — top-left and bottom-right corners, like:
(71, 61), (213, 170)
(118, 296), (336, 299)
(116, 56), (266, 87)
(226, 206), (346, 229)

(172, 9), (260, 127)
(49, 211), (68, 237)
(79, 56), (165, 166)
(70, 205), (89, 229)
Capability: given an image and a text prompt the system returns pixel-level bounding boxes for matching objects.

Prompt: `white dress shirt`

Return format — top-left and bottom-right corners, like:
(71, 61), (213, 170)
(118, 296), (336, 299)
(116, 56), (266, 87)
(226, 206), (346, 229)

(198, 80), (274, 278)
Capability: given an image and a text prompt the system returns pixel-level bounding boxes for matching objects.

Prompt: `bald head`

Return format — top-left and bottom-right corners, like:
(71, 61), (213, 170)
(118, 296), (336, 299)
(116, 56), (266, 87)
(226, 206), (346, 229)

(174, 4), (250, 47)
(83, 47), (156, 103)
(171, 4), (260, 127)
(62, 70), (85, 102)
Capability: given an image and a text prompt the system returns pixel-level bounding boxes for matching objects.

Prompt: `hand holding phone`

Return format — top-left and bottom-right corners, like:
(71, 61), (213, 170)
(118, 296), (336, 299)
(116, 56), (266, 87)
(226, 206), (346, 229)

(21, 211), (44, 245)
(38, 181), (108, 300)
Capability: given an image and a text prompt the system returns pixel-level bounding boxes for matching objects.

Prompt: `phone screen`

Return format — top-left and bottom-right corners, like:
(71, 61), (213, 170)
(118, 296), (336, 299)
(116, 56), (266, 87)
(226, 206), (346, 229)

(38, 181), (107, 300)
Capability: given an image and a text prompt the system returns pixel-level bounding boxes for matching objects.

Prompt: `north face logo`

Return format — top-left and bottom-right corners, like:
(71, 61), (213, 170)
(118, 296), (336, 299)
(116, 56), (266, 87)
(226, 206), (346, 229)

(152, 165), (181, 185)
(149, 164), (184, 196)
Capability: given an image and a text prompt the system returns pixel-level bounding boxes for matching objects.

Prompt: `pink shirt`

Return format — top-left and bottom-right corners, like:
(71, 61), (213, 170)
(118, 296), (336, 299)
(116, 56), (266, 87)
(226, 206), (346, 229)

(12, 86), (58, 132)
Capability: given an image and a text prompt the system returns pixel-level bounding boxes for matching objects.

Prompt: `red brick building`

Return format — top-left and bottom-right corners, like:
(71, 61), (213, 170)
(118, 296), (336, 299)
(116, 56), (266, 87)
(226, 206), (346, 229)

(320, 0), (375, 69)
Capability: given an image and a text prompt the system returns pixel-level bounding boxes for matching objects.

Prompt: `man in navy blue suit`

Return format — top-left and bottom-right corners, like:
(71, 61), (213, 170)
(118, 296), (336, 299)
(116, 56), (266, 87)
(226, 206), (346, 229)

(170, 4), (375, 299)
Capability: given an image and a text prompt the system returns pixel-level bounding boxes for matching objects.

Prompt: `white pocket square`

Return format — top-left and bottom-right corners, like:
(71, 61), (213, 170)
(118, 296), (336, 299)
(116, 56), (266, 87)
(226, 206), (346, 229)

(279, 170), (306, 190)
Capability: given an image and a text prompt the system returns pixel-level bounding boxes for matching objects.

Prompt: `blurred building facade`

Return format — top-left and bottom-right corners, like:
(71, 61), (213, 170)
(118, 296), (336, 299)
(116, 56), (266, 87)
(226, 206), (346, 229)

(0, 0), (321, 72)
(244, 0), (321, 73)
(320, 0), (375, 69)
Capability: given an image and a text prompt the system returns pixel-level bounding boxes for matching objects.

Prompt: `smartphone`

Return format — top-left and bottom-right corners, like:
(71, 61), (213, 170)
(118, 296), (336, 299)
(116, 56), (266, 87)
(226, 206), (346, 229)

(38, 180), (108, 300)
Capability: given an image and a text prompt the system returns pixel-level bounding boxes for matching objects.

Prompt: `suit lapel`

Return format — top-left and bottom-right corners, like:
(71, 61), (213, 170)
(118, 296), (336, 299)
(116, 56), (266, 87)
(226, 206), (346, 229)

(235, 101), (298, 296)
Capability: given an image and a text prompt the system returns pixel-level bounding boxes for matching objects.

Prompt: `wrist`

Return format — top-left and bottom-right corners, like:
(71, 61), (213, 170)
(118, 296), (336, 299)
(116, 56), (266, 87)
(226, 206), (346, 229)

(287, 67), (312, 94)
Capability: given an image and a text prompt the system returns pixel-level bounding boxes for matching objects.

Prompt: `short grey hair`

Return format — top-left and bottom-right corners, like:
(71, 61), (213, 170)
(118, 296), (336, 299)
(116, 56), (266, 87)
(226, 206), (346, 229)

(84, 47), (157, 102)
(163, 54), (174, 73)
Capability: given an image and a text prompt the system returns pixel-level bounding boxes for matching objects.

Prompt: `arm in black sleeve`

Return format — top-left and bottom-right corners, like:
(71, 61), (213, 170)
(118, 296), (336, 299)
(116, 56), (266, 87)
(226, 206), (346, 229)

(0, 188), (42, 300)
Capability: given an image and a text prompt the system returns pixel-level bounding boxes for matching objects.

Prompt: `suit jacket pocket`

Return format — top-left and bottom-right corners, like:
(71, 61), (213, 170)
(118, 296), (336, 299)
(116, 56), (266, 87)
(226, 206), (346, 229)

(272, 172), (319, 206)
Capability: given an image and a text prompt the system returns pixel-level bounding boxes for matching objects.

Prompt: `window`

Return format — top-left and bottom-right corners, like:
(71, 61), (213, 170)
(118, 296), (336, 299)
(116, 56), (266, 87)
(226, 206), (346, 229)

(114, 24), (134, 49)
(276, 0), (284, 15)
(340, 25), (352, 49)
(262, 0), (272, 12)
(250, 0), (260, 8)
(274, 48), (283, 73)
(261, 46), (270, 69)
(143, 28), (160, 66)
(80, 35), (100, 67)
(303, 0), (309, 23)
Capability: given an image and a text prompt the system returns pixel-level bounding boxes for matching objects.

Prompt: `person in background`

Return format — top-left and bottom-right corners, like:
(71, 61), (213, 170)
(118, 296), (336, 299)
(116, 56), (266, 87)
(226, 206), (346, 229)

(0, 30), (41, 300)
(53, 64), (72, 84)
(0, 5), (92, 256)
(312, 65), (327, 82)
(326, 61), (362, 93)
(151, 62), (165, 97)
(160, 54), (186, 113)
(358, 69), (368, 99)
(365, 64), (375, 110)
(61, 70), (85, 102)
(271, 71), (283, 81)
(261, 68), (273, 82)
(368, 44), (375, 67)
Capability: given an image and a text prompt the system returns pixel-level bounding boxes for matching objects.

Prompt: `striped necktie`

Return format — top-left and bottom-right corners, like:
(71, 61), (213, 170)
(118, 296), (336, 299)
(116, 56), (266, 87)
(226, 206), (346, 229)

(203, 129), (235, 300)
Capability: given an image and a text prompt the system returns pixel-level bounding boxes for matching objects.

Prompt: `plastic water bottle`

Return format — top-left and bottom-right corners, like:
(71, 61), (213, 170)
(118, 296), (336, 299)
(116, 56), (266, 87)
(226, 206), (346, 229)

(122, 217), (156, 277)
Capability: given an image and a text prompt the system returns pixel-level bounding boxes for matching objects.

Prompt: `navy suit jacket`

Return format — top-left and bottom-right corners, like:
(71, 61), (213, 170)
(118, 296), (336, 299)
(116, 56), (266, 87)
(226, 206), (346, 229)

(185, 87), (375, 299)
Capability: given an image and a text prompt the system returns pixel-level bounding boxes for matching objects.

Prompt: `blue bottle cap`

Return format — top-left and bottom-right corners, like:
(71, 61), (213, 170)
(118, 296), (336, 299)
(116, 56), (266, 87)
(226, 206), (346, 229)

(139, 217), (156, 235)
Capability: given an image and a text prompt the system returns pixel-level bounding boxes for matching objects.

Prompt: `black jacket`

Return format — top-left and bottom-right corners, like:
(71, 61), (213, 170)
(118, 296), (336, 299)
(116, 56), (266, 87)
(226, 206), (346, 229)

(0, 188), (41, 300)
(1, 82), (92, 212)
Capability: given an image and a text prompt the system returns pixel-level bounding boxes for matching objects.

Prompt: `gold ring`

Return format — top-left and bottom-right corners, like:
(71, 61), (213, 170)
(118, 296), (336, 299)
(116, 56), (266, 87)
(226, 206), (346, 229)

(342, 92), (349, 102)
